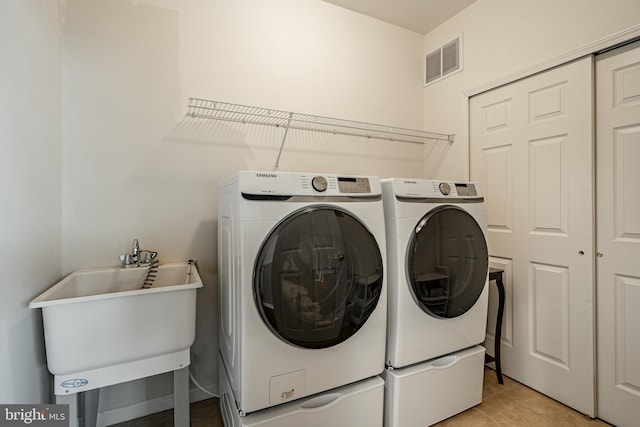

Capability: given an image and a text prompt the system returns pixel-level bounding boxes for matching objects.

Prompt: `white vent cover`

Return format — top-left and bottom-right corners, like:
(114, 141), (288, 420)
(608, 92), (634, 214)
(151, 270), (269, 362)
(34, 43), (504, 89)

(425, 35), (462, 86)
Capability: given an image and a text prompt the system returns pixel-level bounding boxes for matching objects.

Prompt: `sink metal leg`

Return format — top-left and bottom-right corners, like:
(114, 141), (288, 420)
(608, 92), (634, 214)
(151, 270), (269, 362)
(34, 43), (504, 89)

(82, 389), (100, 427)
(55, 394), (78, 427)
(174, 366), (190, 427)
(54, 389), (99, 427)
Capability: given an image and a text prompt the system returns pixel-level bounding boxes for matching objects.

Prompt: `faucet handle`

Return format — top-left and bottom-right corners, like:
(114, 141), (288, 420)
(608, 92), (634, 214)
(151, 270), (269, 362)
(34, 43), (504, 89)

(143, 251), (158, 264)
(120, 253), (133, 267)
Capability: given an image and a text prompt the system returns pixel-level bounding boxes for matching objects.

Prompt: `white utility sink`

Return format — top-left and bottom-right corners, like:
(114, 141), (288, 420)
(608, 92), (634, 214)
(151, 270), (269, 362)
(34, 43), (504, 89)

(29, 261), (202, 395)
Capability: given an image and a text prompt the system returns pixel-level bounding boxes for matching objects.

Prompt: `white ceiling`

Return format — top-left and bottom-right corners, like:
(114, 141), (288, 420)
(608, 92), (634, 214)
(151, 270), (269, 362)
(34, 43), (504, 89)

(322, 0), (478, 34)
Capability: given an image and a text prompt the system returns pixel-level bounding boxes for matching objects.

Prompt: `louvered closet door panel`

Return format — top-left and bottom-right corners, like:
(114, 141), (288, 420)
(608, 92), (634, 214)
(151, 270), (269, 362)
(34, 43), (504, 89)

(596, 40), (640, 427)
(470, 56), (595, 416)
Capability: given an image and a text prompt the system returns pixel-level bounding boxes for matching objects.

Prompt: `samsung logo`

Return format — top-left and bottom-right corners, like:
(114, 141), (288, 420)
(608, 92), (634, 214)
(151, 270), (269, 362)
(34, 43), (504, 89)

(403, 180), (418, 184)
(256, 173), (277, 178)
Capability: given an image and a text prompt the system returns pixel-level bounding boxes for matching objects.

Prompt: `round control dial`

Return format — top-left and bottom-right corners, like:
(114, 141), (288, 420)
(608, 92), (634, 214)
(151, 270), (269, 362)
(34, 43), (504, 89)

(439, 182), (451, 195)
(312, 176), (328, 192)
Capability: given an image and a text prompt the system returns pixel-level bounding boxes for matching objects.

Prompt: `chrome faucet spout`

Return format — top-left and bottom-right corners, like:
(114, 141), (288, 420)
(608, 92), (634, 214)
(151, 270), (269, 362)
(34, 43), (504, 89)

(131, 239), (140, 262)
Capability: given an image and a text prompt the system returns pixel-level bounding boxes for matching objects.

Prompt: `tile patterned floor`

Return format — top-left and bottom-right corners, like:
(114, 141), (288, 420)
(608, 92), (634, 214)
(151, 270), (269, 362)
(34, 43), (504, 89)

(112, 368), (611, 426)
(111, 396), (223, 427)
(433, 368), (611, 427)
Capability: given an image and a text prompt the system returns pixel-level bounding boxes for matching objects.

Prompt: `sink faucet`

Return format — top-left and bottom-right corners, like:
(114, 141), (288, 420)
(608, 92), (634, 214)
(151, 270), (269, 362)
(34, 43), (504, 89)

(120, 238), (158, 268)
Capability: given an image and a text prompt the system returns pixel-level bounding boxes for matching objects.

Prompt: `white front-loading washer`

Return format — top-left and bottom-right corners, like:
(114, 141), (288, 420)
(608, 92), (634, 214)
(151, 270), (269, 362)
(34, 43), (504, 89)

(218, 171), (387, 416)
(381, 178), (489, 369)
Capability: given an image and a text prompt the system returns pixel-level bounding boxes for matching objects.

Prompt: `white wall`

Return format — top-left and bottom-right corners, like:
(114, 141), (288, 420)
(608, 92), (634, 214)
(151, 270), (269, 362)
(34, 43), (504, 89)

(61, 0), (425, 420)
(0, 1), (63, 403)
(422, 0), (640, 181)
(18, 0), (637, 418)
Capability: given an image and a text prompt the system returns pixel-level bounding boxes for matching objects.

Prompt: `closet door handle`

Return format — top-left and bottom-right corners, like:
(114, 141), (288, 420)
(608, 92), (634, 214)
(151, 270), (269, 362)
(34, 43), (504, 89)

(596, 252), (604, 257)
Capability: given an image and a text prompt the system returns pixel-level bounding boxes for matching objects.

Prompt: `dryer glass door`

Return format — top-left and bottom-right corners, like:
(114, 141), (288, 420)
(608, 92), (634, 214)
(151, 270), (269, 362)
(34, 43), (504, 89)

(407, 205), (488, 318)
(255, 206), (383, 349)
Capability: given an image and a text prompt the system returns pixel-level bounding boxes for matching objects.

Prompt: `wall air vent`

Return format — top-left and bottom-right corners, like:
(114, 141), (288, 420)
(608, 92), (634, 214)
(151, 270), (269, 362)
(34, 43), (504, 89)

(425, 35), (463, 86)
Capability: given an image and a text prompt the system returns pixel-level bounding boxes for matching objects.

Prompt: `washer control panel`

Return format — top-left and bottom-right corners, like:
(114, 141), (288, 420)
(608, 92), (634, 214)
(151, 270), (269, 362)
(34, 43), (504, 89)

(433, 181), (477, 197)
(336, 176), (371, 194)
(299, 175), (372, 194)
(298, 175), (373, 194)
(311, 176), (328, 192)
(454, 182), (478, 197)
(438, 182), (451, 195)
(237, 171), (381, 197)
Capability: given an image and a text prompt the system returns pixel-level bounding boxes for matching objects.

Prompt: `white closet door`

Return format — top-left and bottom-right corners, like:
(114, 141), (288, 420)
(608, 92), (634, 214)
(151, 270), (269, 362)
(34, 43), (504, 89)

(596, 40), (640, 427)
(470, 56), (595, 416)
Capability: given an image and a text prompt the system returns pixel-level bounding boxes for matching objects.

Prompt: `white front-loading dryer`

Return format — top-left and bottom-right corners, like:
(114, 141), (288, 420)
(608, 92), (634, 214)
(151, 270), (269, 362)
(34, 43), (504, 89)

(381, 178), (489, 369)
(218, 171), (387, 415)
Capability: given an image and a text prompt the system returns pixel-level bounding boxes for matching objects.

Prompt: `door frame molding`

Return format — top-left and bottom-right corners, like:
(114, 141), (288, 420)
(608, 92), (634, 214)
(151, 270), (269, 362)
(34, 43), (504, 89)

(464, 24), (640, 98)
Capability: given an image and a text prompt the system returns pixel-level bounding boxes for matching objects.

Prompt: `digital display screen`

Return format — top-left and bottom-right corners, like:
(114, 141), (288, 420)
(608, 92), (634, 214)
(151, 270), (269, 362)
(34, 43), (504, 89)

(338, 177), (370, 193)
(455, 183), (477, 197)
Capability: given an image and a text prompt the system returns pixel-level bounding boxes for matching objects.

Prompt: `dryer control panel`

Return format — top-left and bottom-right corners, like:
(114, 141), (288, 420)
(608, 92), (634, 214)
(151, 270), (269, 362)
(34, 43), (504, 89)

(383, 178), (483, 199)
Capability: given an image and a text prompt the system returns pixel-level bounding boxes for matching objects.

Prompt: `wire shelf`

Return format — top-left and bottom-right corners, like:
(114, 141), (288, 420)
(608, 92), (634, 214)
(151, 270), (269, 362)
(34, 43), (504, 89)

(186, 98), (455, 145)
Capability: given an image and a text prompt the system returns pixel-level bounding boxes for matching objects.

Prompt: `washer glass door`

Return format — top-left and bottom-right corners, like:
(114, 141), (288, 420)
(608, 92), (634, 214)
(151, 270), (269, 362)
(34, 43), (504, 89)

(255, 206), (383, 349)
(407, 205), (488, 318)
